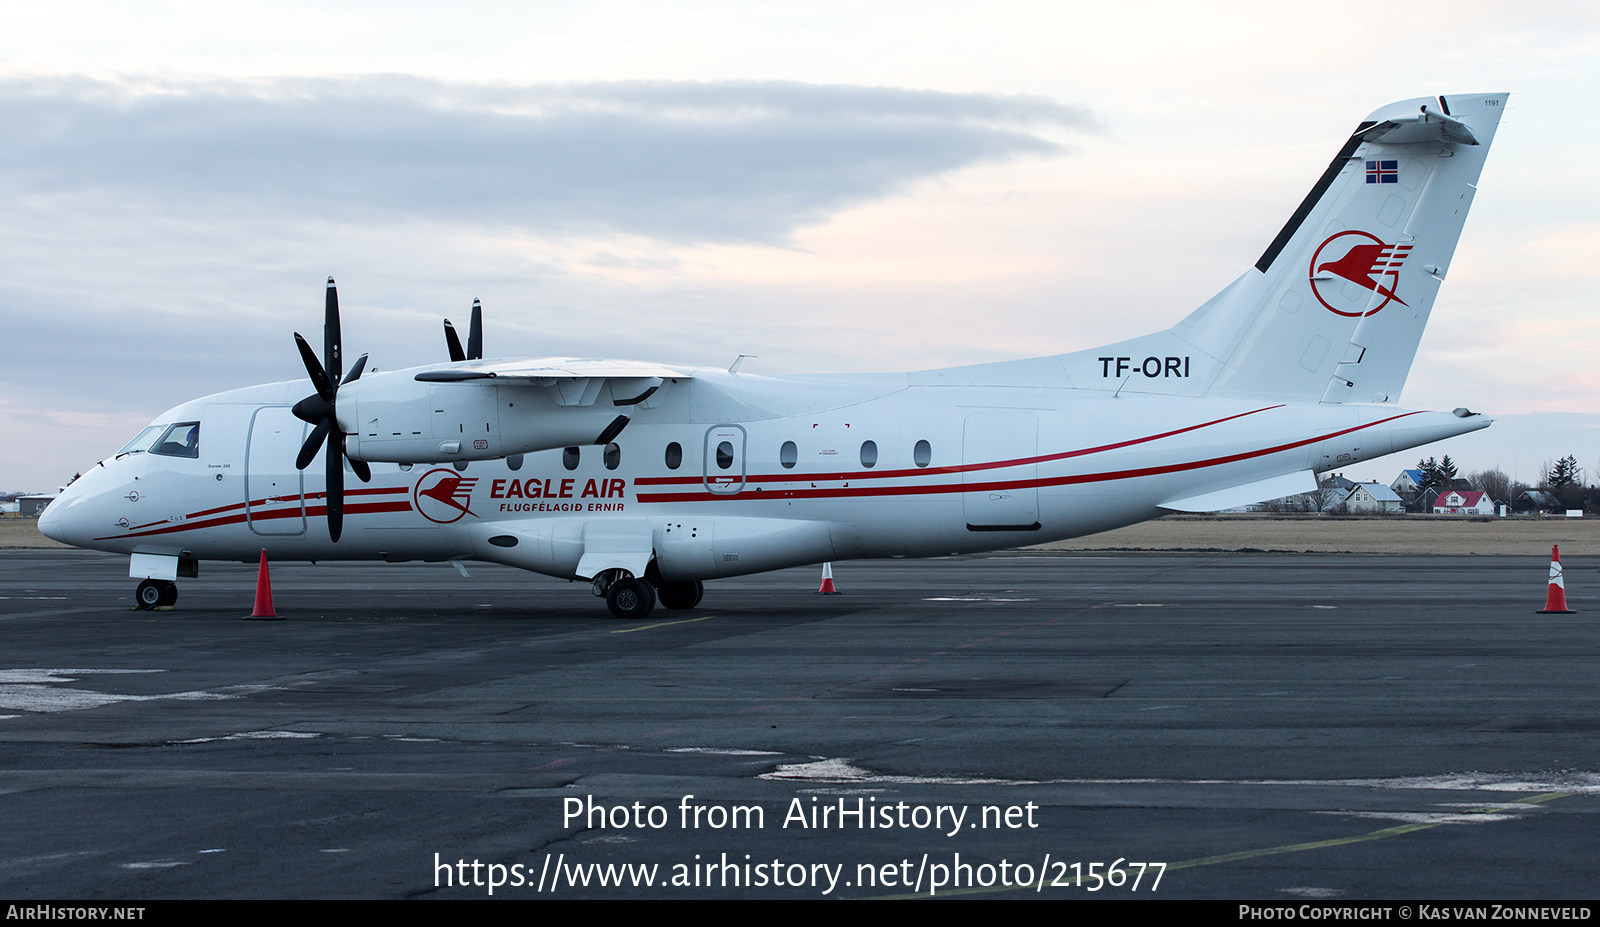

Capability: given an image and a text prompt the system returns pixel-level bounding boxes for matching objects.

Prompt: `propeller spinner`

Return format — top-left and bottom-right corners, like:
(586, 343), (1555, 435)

(291, 277), (371, 542)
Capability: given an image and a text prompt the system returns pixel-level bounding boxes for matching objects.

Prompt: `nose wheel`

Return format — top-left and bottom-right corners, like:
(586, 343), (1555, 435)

(134, 579), (178, 610)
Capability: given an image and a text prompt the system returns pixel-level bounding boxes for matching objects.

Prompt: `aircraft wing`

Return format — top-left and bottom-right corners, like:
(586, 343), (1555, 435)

(413, 357), (690, 407)
(414, 357), (685, 382)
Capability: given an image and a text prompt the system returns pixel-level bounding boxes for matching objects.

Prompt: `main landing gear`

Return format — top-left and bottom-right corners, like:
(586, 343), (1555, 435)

(605, 578), (656, 620)
(134, 579), (178, 610)
(656, 580), (704, 611)
(592, 569), (705, 620)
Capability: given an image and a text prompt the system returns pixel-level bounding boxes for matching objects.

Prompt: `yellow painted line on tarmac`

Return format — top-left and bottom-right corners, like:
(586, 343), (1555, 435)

(875, 791), (1576, 899)
(610, 616), (713, 634)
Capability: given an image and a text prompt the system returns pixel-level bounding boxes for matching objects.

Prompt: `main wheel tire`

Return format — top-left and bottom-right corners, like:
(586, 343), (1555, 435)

(657, 580), (704, 610)
(159, 581), (178, 607)
(606, 578), (656, 620)
(135, 579), (164, 610)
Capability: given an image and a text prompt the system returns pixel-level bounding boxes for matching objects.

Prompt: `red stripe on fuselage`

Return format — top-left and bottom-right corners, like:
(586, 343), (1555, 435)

(94, 487), (414, 541)
(632, 405), (1285, 486)
(634, 412), (1419, 504)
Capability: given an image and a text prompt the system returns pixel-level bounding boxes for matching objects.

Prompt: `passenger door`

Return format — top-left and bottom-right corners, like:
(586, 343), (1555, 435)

(246, 406), (307, 536)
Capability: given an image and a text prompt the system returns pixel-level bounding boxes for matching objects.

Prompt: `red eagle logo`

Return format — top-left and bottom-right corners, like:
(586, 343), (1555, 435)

(413, 469), (479, 524)
(1309, 230), (1412, 317)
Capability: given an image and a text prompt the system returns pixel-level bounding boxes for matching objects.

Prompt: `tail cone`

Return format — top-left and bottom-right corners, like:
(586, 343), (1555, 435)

(1537, 545), (1575, 614)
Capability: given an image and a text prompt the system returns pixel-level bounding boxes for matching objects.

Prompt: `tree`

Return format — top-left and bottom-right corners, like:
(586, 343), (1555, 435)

(1416, 457), (1442, 494)
(1547, 455), (1581, 490)
(1546, 455), (1583, 508)
(1469, 468), (1512, 506)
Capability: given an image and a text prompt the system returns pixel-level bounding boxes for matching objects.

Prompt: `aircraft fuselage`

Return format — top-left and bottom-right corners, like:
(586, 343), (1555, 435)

(43, 367), (1483, 581)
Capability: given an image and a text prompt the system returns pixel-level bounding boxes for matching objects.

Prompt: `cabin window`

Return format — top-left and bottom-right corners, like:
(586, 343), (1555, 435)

(665, 442), (683, 470)
(780, 441), (797, 469)
(914, 439), (932, 467)
(563, 446), (580, 470)
(603, 443), (621, 470)
(860, 440), (878, 469)
(149, 422), (201, 459)
(716, 441), (734, 470)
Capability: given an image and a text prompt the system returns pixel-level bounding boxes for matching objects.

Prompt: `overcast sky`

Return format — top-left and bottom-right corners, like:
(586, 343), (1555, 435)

(4, 2), (1598, 490)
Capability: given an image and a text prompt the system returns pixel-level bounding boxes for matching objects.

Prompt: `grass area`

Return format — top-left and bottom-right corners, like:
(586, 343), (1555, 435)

(0, 517), (70, 549)
(1029, 513), (1599, 556)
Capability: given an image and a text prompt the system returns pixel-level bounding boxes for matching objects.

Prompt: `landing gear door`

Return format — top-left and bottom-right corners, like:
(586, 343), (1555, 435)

(703, 425), (746, 495)
(963, 412), (1040, 530)
(246, 406), (308, 536)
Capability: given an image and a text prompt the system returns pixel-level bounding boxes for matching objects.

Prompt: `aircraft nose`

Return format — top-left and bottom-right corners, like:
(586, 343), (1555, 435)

(36, 496), (69, 543)
(36, 478), (95, 547)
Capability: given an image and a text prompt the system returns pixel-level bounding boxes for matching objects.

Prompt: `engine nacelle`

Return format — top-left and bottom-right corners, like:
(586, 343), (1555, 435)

(338, 368), (629, 463)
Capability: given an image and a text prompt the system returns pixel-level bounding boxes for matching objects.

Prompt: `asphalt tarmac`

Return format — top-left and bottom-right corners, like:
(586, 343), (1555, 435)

(0, 549), (1595, 900)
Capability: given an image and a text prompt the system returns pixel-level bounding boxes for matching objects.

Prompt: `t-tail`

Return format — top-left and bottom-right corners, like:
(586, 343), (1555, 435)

(1093, 93), (1506, 405)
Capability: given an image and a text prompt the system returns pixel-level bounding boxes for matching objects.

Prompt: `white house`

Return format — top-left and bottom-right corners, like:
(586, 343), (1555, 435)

(1433, 490), (1494, 515)
(1391, 468), (1428, 497)
(1344, 482), (1404, 514)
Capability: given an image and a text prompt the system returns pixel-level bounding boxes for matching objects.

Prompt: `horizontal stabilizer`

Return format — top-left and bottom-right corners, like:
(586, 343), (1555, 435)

(1358, 107), (1479, 146)
(1159, 470), (1318, 513)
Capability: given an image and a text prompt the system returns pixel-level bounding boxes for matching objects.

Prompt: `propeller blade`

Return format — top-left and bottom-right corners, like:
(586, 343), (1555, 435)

(325, 277), (342, 390)
(444, 319), (466, 362)
(295, 278), (363, 541)
(326, 436), (344, 543)
(294, 333), (335, 402)
(468, 298), (483, 361)
(296, 417), (332, 471)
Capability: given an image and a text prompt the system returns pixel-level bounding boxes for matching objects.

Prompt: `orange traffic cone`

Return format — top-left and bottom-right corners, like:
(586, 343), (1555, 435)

(1537, 545), (1575, 614)
(816, 562), (841, 595)
(246, 550), (282, 620)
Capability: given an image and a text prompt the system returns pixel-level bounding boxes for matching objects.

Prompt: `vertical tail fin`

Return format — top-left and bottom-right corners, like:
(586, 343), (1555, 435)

(1174, 93), (1506, 404)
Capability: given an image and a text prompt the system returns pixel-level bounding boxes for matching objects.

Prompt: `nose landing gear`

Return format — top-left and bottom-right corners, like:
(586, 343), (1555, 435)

(134, 579), (178, 610)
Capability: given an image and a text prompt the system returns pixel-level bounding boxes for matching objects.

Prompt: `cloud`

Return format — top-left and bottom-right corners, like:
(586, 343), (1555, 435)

(0, 76), (1095, 489)
(0, 76), (1094, 245)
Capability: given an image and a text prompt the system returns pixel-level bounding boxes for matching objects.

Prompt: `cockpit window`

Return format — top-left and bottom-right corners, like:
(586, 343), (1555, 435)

(149, 422), (201, 459)
(116, 425), (164, 458)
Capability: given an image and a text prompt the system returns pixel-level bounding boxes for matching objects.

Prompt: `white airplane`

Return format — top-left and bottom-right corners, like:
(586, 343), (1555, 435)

(41, 93), (1507, 619)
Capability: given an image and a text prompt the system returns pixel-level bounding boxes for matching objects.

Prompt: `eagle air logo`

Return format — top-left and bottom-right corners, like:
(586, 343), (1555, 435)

(413, 469), (479, 524)
(1309, 230), (1412, 318)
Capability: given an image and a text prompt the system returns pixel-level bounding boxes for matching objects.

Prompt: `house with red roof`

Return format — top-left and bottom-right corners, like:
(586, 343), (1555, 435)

(1432, 490), (1494, 515)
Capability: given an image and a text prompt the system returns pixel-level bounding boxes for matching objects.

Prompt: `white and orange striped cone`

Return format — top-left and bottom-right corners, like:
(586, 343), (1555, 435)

(1537, 544), (1575, 614)
(816, 562), (841, 595)
(246, 550), (282, 620)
